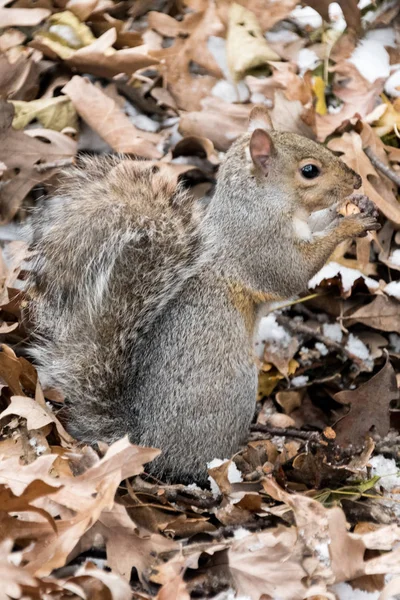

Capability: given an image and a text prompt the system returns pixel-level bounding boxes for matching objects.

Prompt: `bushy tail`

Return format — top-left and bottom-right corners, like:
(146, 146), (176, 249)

(29, 155), (208, 442)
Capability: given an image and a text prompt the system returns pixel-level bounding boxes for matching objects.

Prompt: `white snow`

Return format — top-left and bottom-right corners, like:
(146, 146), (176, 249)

(290, 3), (346, 31)
(322, 323), (343, 343)
(130, 114), (160, 133)
(315, 542), (331, 566)
(207, 458), (243, 498)
(385, 68), (400, 98)
(297, 48), (320, 75)
(345, 334), (371, 361)
(309, 261), (379, 293)
(389, 249), (400, 266)
(365, 27), (396, 48)
(332, 582), (382, 600)
(385, 281), (400, 301)
(233, 527), (252, 540)
(207, 36), (230, 79)
(255, 314), (292, 359)
(315, 342), (329, 356)
(291, 375), (309, 388)
(349, 39), (390, 83)
(289, 6), (323, 29)
(265, 30), (299, 44)
(211, 80), (250, 103)
(370, 456), (400, 492)
(250, 92), (272, 106)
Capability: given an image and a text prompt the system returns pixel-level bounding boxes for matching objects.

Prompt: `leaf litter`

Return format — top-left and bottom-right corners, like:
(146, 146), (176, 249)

(0, 1), (400, 599)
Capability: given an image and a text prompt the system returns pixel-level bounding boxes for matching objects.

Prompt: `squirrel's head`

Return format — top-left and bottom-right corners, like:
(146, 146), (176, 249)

(234, 106), (361, 212)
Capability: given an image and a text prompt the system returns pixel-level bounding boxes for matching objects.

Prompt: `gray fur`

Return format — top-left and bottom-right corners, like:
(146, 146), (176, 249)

(29, 131), (375, 484)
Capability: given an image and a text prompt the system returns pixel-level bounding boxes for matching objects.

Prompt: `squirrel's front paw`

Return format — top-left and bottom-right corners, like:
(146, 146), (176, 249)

(347, 194), (379, 219)
(338, 213), (381, 239)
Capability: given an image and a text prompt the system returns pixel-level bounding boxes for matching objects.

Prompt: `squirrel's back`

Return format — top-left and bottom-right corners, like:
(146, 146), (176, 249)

(29, 156), (208, 441)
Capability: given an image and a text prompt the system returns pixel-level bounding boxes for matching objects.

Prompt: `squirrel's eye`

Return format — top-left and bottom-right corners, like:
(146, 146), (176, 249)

(301, 164), (320, 179)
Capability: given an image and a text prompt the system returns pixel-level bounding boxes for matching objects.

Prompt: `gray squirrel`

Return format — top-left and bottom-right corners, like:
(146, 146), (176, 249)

(28, 106), (379, 483)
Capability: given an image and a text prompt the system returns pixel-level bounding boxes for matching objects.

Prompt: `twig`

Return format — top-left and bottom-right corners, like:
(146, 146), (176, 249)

(131, 476), (220, 508)
(34, 158), (74, 173)
(364, 147), (400, 187)
(250, 423), (320, 441)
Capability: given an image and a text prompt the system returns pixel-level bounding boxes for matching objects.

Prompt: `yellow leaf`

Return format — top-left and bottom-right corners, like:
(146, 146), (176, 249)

(258, 368), (283, 399)
(287, 359), (299, 376)
(33, 10), (96, 59)
(226, 3), (280, 82)
(371, 95), (400, 138)
(12, 96), (78, 131)
(313, 76), (327, 116)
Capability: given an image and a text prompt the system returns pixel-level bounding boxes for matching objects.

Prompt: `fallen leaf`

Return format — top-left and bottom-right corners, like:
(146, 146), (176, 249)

(62, 76), (162, 158)
(334, 358), (398, 446)
(0, 101), (77, 222)
(328, 131), (400, 224)
(12, 95), (78, 131)
(0, 4), (50, 27)
(0, 396), (53, 430)
(226, 3), (280, 82)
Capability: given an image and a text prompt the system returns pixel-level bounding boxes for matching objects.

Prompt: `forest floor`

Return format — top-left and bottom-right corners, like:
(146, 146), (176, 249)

(1, 0), (400, 599)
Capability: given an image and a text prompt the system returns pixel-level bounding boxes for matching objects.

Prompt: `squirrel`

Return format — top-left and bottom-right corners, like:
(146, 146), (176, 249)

(28, 106), (380, 484)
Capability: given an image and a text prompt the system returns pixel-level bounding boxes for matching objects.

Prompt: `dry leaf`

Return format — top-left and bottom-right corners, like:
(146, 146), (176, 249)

(226, 3), (280, 82)
(62, 76), (161, 158)
(12, 95), (78, 131)
(328, 131), (400, 224)
(334, 358), (398, 446)
(0, 101), (77, 222)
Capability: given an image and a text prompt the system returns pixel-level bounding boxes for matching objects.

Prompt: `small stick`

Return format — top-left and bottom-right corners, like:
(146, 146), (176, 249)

(34, 158), (74, 173)
(250, 423), (319, 441)
(364, 147), (400, 187)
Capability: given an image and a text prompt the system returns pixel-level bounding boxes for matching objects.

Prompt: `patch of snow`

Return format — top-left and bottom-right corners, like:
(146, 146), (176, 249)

(322, 323), (343, 343)
(385, 67), (400, 98)
(130, 114), (160, 133)
(315, 342), (329, 356)
(370, 455), (400, 492)
(233, 527), (252, 540)
(349, 39), (390, 83)
(389, 333), (400, 354)
(345, 333), (371, 361)
(265, 30), (299, 44)
(250, 92), (272, 106)
(212, 80), (249, 103)
(297, 48), (320, 75)
(207, 36), (230, 79)
(385, 281), (400, 301)
(315, 542), (331, 566)
(389, 249), (400, 266)
(290, 6), (323, 29)
(29, 437), (47, 455)
(255, 314), (292, 358)
(248, 540), (265, 552)
(291, 375), (309, 388)
(309, 261), (379, 293)
(365, 27), (396, 48)
(328, 103), (343, 114)
(187, 482), (202, 491)
(328, 3), (346, 32)
(332, 582), (381, 600)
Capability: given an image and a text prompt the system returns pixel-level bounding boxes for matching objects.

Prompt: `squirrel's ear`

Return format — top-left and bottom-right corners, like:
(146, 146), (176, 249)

(248, 105), (274, 132)
(250, 129), (274, 172)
